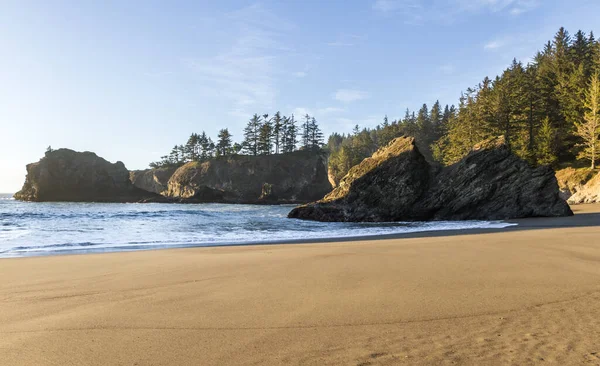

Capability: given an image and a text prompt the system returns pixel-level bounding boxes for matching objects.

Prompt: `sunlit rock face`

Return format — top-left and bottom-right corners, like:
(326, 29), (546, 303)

(289, 136), (573, 222)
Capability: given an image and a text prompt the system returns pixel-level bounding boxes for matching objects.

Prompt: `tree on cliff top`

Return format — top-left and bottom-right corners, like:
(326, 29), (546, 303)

(243, 114), (262, 156)
(216, 128), (233, 157)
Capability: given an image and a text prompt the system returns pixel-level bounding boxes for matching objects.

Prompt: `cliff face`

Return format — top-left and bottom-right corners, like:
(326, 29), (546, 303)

(163, 149), (332, 204)
(568, 171), (600, 204)
(14, 149), (163, 203)
(130, 167), (178, 196)
(555, 167), (596, 200)
(289, 136), (572, 222)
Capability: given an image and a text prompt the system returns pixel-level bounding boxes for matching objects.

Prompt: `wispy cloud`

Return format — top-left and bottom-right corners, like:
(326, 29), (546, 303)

(317, 107), (345, 114)
(184, 4), (294, 118)
(326, 34), (367, 47)
(373, 0), (541, 23)
(484, 40), (505, 50)
(327, 41), (355, 47)
(292, 71), (307, 78)
(334, 89), (370, 103)
(292, 107), (312, 117)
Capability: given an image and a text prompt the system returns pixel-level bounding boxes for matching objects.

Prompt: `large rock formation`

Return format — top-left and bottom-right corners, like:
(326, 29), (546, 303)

(130, 167), (177, 196)
(568, 171), (600, 204)
(289, 136), (573, 222)
(163, 149), (332, 204)
(14, 149), (164, 203)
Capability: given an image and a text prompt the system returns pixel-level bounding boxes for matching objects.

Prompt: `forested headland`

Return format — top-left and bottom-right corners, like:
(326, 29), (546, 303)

(153, 27), (600, 185)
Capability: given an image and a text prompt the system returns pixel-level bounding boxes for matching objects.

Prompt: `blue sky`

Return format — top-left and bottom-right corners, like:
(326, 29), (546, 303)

(1, 0), (599, 192)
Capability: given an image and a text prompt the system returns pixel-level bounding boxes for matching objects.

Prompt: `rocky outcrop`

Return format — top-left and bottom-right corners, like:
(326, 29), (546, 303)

(555, 167), (595, 200)
(14, 149), (164, 203)
(164, 149), (332, 204)
(568, 171), (600, 204)
(289, 136), (573, 222)
(130, 167), (177, 195)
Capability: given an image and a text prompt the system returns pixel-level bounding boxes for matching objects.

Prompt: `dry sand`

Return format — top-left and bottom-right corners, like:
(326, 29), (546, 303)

(1, 205), (600, 365)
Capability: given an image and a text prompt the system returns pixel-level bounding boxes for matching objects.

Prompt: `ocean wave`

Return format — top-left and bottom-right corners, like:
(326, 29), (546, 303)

(0, 201), (518, 258)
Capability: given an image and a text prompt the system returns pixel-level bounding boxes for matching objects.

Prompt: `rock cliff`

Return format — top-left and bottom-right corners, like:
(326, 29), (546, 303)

(163, 149), (332, 204)
(555, 167), (596, 200)
(288, 136), (572, 222)
(130, 167), (178, 196)
(14, 149), (163, 203)
(568, 171), (600, 204)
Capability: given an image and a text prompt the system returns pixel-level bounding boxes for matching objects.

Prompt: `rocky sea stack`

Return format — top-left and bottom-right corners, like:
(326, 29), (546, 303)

(14, 149), (164, 203)
(157, 149), (332, 204)
(288, 136), (573, 222)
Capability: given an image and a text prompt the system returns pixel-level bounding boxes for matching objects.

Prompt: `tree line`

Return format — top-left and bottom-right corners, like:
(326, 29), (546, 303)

(151, 27), (600, 177)
(150, 112), (324, 168)
(435, 27), (600, 168)
(329, 27), (600, 182)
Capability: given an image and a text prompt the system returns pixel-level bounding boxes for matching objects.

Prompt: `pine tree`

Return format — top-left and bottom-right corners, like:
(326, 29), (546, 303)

(416, 103), (432, 143)
(302, 114), (311, 148)
(216, 128), (233, 157)
(243, 114), (261, 156)
(309, 117), (324, 148)
(430, 101), (442, 140)
(185, 133), (199, 161)
(575, 72), (600, 168)
(258, 118), (273, 155)
(198, 131), (214, 160)
(282, 114), (298, 153)
(272, 111), (283, 154)
(536, 117), (558, 166)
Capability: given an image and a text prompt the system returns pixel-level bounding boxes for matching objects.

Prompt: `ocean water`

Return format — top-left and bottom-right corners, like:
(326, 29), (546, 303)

(0, 193), (515, 258)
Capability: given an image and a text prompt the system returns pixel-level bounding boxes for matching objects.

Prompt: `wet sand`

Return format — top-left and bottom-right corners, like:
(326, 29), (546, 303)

(1, 204), (600, 365)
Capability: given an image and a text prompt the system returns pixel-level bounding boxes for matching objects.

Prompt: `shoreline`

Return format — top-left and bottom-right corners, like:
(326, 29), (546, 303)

(1, 204), (599, 365)
(2, 203), (598, 259)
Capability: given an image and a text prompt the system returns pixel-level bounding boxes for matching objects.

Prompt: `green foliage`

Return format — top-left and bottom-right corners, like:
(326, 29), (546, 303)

(432, 27), (600, 166)
(575, 72), (600, 168)
(536, 117), (558, 166)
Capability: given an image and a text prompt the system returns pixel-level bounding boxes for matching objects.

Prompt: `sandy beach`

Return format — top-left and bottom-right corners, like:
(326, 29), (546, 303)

(1, 205), (600, 365)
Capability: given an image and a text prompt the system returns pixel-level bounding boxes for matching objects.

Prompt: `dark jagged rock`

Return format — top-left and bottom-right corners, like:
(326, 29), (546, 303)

(165, 149), (332, 204)
(289, 136), (573, 222)
(14, 149), (165, 203)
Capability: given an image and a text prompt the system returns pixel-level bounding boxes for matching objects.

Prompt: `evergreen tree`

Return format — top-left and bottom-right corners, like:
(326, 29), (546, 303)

(243, 114), (261, 156)
(430, 101), (442, 140)
(302, 114), (311, 148)
(216, 128), (233, 157)
(198, 131), (214, 160)
(309, 117), (324, 148)
(575, 72), (600, 168)
(416, 103), (432, 143)
(272, 111), (283, 154)
(185, 133), (199, 161)
(282, 114), (298, 153)
(536, 117), (558, 166)
(258, 117), (273, 155)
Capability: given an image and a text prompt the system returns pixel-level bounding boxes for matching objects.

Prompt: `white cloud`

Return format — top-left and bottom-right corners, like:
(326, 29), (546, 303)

(484, 40), (505, 50)
(334, 89), (370, 103)
(292, 71), (307, 78)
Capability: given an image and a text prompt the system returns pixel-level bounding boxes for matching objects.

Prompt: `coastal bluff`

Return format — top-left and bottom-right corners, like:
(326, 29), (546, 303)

(14, 149), (163, 203)
(133, 149), (332, 204)
(289, 136), (573, 222)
